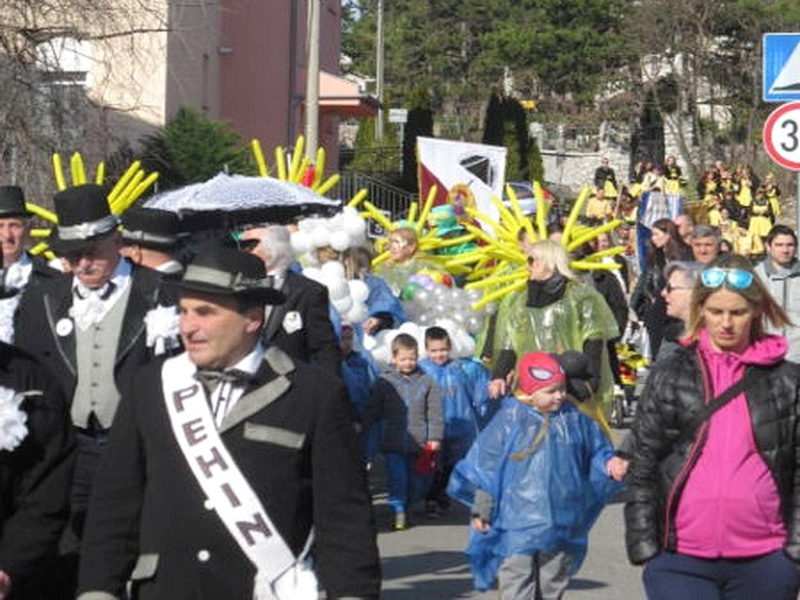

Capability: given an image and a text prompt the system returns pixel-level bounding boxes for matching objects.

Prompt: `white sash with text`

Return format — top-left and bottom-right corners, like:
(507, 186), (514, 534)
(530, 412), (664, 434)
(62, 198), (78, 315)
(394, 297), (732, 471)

(162, 352), (317, 600)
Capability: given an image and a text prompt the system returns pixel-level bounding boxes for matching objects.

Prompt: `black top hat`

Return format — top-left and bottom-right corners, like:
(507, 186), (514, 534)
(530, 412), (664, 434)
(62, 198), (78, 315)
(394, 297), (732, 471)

(0, 186), (31, 218)
(174, 242), (285, 305)
(121, 206), (182, 250)
(49, 184), (119, 253)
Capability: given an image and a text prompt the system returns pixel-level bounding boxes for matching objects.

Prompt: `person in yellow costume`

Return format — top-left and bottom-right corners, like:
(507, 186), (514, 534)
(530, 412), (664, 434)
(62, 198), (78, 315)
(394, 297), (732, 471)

(662, 155), (684, 195)
(734, 164), (755, 208)
(586, 189), (614, 223)
(763, 173), (782, 217)
(477, 240), (620, 434)
(706, 193), (723, 227)
(594, 157), (618, 201)
(747, 188), (774, 253)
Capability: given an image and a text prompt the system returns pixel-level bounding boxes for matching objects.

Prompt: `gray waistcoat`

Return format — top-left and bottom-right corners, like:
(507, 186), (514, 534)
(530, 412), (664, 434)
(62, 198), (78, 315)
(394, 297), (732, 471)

(71, 284), (132, 428)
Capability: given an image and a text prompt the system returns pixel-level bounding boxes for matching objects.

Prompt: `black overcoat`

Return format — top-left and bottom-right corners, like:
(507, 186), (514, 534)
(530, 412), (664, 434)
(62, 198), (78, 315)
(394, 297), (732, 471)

(262, 270), (341, 375)
(77, 347), (381, 600)
(0, 344), (74, 595)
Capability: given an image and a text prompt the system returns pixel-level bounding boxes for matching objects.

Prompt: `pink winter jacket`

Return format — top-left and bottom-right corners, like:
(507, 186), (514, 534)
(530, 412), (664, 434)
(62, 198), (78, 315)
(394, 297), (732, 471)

(675, 330), (789, 558)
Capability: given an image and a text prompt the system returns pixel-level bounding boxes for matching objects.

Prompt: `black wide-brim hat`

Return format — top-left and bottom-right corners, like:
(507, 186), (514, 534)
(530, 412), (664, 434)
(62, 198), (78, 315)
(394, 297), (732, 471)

(49, 184), (119, 254)
(0, 186), (32, 218)
(173, 242), (285, 305)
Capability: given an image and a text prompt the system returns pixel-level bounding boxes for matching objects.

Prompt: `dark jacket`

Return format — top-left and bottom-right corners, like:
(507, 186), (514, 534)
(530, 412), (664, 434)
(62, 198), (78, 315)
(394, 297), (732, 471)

(262, 271), (341, 376)
(624, 344), (800, 565)
(364, 368), (444, 455)
(13, 262), (175, 400)
(0, 343), (74, 595)
(77, 347), (380, 600)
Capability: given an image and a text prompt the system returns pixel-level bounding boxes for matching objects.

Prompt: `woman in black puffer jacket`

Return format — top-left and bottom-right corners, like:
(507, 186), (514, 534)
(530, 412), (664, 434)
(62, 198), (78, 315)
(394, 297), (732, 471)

(625, 254), (800, 600)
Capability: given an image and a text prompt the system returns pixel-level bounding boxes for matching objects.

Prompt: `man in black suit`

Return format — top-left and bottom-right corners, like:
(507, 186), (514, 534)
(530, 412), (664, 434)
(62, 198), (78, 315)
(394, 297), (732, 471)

(0, 185), (60, 344)
(77, 244), (380, 600)
(13, 184), (179, 596)
(0, 332), (74, 600)
(241, 225), (341, 374)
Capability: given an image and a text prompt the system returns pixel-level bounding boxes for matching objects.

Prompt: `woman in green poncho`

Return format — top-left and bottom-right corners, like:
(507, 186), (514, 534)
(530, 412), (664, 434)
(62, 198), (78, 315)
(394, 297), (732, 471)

(478, 240), (620, 433)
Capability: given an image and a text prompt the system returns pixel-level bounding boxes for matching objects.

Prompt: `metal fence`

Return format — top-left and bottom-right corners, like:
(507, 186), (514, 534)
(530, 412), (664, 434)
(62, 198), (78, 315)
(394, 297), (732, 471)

(336, 171), (416, 223)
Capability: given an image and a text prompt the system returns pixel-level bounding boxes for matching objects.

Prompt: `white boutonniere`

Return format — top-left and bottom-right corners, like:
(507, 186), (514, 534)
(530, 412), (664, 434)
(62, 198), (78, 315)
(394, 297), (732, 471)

(145, 305), (180, 356)
(282, 310), (303, 334)
(0, 387), (28, 452)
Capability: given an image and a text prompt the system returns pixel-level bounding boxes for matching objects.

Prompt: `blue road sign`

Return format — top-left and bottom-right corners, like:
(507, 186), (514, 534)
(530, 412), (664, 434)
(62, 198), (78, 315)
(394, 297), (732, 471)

(764, 33), (800, 103)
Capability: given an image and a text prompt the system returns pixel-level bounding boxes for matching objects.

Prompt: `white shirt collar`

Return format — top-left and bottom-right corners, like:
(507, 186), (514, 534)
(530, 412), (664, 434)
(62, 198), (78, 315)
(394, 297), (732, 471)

(72, 257), (132, 296)
(226, 341), (266, 375)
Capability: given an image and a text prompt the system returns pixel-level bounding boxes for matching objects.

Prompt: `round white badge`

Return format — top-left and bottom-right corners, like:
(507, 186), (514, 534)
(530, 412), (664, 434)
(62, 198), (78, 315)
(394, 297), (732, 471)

(56, 318), (74, 337)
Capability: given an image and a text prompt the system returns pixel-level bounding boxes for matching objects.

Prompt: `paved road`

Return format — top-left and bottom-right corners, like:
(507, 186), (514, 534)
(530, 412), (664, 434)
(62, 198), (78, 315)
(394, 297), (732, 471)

(371, 433), (645, 599)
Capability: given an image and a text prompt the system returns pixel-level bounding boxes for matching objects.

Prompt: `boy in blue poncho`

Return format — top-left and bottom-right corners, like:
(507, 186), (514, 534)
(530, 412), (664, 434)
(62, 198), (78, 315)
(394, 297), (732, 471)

(419, 326), (491, 516)
(448, 351), (623, 599)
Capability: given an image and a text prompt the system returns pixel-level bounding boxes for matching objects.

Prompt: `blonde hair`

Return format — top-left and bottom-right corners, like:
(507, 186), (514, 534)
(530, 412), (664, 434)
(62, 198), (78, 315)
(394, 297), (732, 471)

(527, 240), (576, 281)
(686, 254), (792, 342)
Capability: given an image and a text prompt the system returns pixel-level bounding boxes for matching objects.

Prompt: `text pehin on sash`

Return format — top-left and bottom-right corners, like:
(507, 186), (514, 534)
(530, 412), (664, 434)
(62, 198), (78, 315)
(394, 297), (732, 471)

(162, 352), (317, 600)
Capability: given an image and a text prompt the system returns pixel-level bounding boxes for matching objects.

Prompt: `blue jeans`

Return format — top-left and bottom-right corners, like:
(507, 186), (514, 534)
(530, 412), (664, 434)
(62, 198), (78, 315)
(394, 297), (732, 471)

(643, 550), (800, 600)
(384, 452), (432, 514)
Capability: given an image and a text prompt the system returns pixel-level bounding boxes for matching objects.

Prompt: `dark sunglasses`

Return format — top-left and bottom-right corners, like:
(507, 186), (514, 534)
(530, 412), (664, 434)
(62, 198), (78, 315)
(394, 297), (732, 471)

(700, 267), (754, 290)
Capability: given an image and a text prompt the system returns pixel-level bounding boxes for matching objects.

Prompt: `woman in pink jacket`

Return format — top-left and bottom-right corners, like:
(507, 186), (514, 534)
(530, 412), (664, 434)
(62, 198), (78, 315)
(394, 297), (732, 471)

(625, 254), (800, 599)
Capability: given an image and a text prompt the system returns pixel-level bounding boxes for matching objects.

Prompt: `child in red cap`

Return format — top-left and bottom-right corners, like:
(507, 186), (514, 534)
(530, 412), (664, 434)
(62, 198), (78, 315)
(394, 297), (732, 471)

(448, 351), (622, 599)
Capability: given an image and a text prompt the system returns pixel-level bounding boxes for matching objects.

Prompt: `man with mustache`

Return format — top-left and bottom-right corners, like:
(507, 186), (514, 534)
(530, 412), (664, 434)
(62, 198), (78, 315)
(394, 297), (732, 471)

(0, 186), (60, 343)
(14, 185), (178, 598)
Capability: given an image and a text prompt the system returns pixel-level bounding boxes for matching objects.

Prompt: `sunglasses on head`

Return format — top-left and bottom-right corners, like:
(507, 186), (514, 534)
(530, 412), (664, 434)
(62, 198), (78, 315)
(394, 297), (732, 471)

(700, 267), (754, 290)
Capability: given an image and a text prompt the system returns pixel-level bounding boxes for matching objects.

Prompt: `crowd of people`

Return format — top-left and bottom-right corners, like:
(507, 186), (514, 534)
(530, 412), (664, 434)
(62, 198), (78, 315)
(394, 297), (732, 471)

(0, 147), (797, 600)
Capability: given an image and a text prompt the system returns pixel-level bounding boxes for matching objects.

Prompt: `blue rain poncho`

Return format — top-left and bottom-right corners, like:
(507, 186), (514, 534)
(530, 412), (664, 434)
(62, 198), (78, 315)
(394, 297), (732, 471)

(459, 358), (496, 427)
(447, 398), (622, 591)
(364, 273), (407, 327)
(419, 358), (489, 464)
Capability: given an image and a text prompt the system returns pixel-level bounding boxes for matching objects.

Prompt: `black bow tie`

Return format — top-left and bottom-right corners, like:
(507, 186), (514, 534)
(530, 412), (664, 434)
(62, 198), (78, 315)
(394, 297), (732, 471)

(193, 368), (258, 396)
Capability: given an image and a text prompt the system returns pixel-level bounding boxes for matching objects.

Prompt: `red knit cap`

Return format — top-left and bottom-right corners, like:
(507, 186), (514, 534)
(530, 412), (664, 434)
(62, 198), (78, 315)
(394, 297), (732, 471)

(518, 352), (566, 395)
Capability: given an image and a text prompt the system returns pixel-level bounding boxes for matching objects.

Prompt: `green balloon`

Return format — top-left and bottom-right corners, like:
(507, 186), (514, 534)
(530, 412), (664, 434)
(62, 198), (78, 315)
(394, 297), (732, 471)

(400, 282), (422, 301)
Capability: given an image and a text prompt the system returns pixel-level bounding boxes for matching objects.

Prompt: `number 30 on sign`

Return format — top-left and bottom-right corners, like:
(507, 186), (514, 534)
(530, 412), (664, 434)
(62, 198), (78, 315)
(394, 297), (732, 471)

(764, 101), (800, 170)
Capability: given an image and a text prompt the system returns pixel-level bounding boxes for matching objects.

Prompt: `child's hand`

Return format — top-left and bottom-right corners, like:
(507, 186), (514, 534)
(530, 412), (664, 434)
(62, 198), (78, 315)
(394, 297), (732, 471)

(471, 517), (491, 533)
(607, 456), (629, 482)
(488, 378), (506, 399)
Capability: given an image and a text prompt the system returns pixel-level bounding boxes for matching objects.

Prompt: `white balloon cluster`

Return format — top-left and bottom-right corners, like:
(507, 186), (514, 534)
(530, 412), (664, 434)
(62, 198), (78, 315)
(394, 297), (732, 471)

(403, 283), (497, 336)
(290, 206), (368, 257)
(302, 261), (370, 325)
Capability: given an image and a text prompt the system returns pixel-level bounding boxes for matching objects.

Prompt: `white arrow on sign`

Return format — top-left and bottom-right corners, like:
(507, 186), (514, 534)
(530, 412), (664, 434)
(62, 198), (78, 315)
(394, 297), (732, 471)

(763, 101), (800, 171)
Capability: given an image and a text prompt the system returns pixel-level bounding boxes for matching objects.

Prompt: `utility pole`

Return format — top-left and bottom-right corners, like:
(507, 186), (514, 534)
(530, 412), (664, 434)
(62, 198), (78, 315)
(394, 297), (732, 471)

(305, 0), (320, 159)
(375, 0), (385, 141)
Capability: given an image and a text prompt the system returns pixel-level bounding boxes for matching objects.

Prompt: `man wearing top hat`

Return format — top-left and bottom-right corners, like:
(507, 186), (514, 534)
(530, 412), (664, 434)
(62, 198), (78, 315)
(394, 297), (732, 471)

(0, 185), (60, 344)
(77, 243), (381, 600)
(13, 184), (179, 595)
(119, 206), (184, 276)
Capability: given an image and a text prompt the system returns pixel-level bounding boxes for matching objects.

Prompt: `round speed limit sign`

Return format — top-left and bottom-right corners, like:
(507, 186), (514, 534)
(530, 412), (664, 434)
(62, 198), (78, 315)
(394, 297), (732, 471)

(763, 102), (800, 170)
